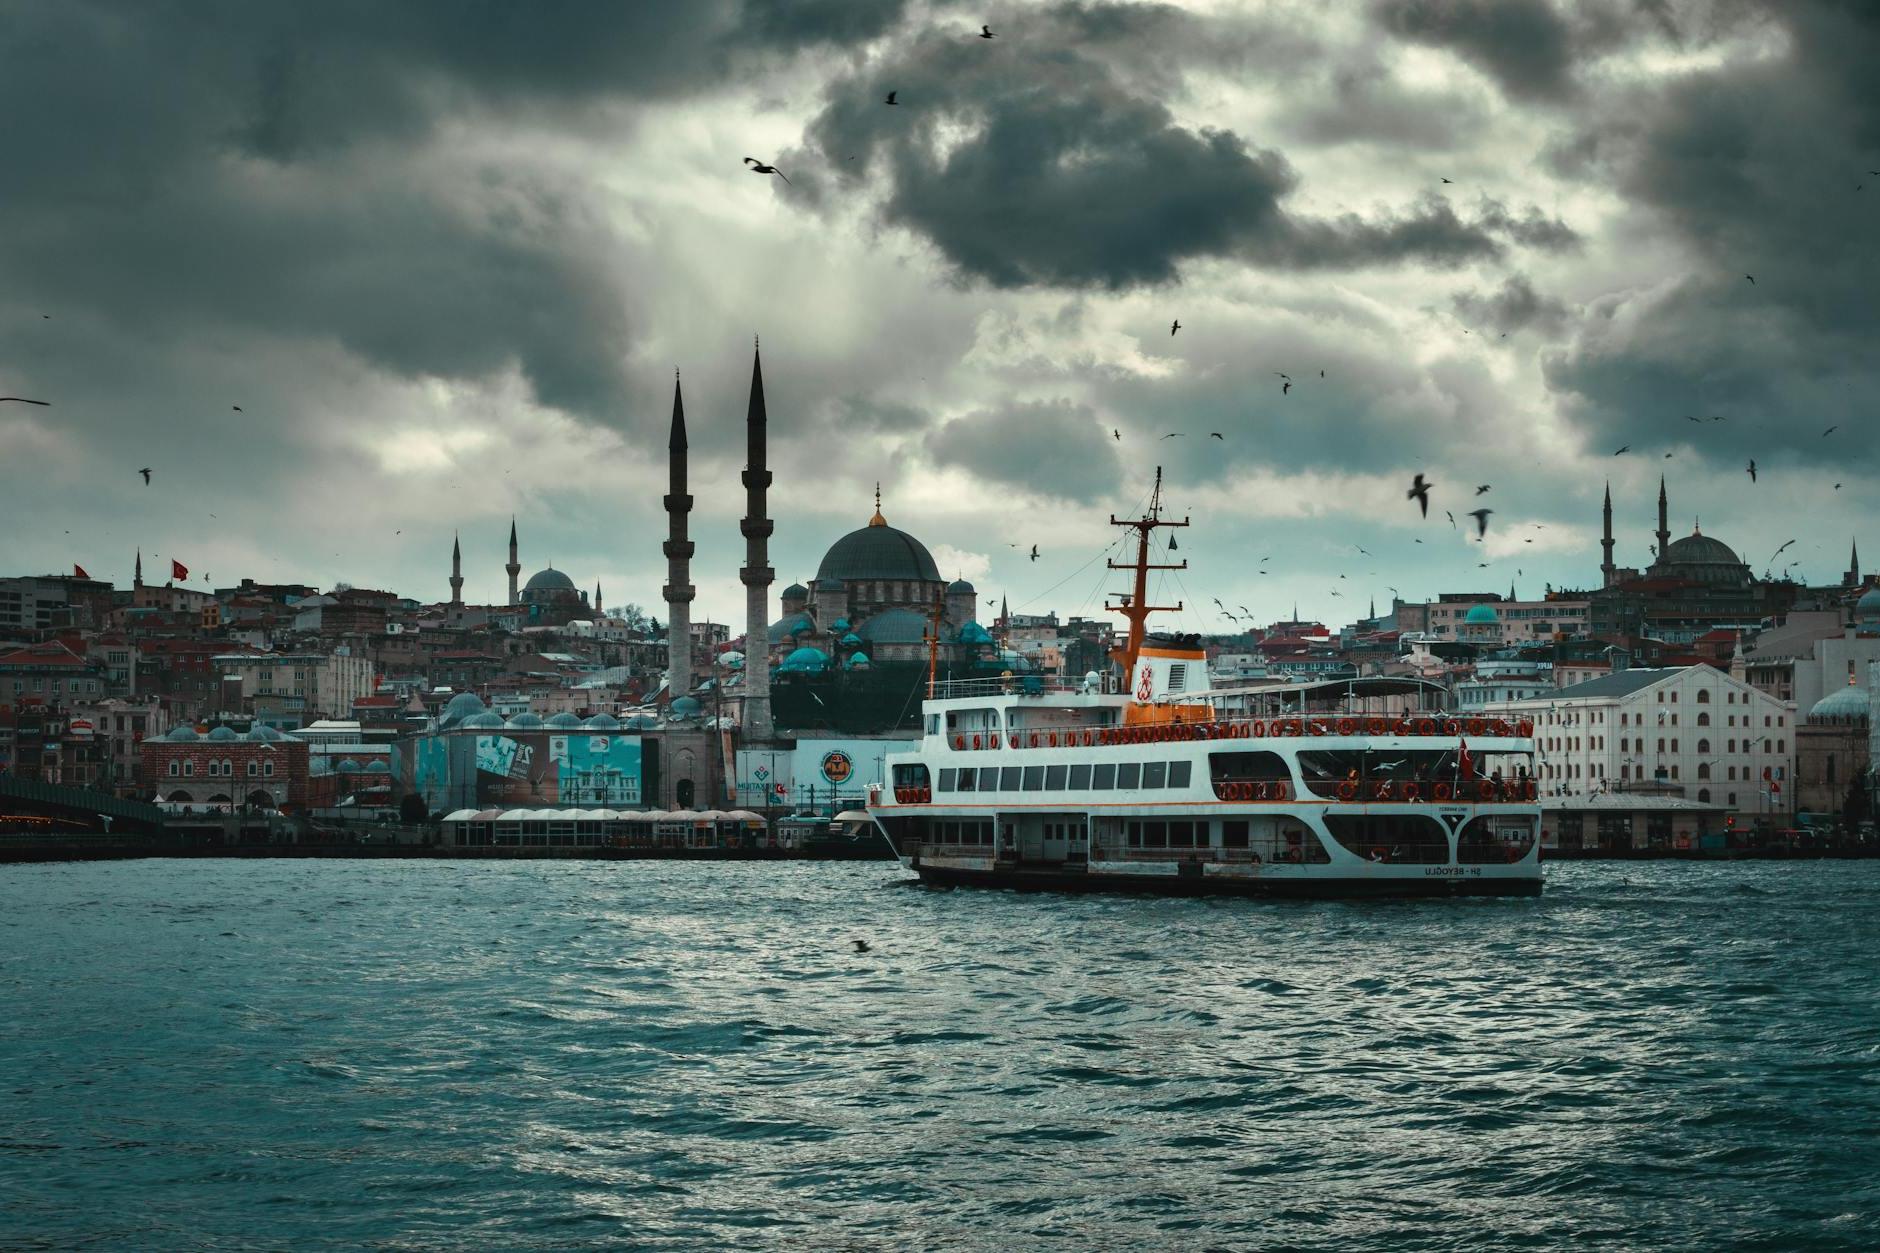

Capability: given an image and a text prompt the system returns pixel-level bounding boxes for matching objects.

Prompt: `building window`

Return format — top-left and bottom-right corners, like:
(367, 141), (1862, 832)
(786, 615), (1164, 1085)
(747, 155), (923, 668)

(1697, 690), (1710, 704)
(1698, 763), (1710, 780)
(263, 762), (274, 777)
(1698, 712), (1710, 726)
(168, 761), (179, 777)
(1697, 739), (1710, 754)
(1699, 788), (1711, 802)
(183, 761), (194, 776)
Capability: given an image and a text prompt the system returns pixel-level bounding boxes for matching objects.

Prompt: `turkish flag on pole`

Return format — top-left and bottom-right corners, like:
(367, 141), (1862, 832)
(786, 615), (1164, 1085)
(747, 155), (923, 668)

(72, 563), (89, 579)
(171, 558), (189, 581)
(1458, 738), (1476, 782)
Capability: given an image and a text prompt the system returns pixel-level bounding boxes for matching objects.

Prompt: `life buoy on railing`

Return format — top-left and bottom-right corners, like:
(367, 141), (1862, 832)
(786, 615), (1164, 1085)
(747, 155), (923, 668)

(1271, 780), (1288, 801)
(1030, 733), (1041, 748)
(1366, 718), (1386, 735)
(1010, 734), (1020, 749)
(1416, 718), (1436, 736)
(953, 735), (965, 750)
(1517, 719), (1535, 737)
(1525, 780), (1537, 801)
(1466, 719), (1485, 736)
(1478, 780), (1495, 801)
(1394, 720), (1414, 736)
(1490, 719), (1511, 737)
(1250, 720), (1265, 738)
(1337, 780), (1358, 801)
(1434, 782), (1453, 801)
(1402, 782), (1420, 802)
(1283, 719), (1303, 737)
(972, 734), (982, 751)
(1082, 730), (1094, 747)
(1247, 781), (1263, 801)
(1337, 718), (1357, 735)
(1047, 732), (1058, 749)
(1442, 720), (1461, 736)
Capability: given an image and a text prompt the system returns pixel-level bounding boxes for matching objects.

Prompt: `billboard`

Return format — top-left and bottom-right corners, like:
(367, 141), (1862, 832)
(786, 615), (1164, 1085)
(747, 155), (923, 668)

(401, 731), (643, 811)
(733, 735), (915, 812)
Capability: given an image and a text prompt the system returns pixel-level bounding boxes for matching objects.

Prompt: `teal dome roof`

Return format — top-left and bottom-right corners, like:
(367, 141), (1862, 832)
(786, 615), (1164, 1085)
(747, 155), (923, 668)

(244, 724), (285, 742)
(847, 652), (871, 668)
(583, 713), (622, 731)
(769, 611), (814, 644)
(544, 712), (583, 729)
(782, 582), (808, 599)
(780, 646), (831, 673)
(831, 618), (852, 632)
(624, 715), (658, 730)
(1810, 684), (1868, 723)
(523, 567), (576, 594)
(816, 518), (941, 583)
(438, 691), (486, 727)
(958, 620), (993, 646)
(858, 608), (929, 645)
(948, 578), (975, 593)
(839, 632), (864, 647)
(207, 726), (241, 742)
(164, 725), (199, 742)
(670, 695), (703, 718)
(505, 712), (544, 730)
(1858, 586), (1880, 623)
(1463, 603), (1500, 625)
(461, 711), (506, 730)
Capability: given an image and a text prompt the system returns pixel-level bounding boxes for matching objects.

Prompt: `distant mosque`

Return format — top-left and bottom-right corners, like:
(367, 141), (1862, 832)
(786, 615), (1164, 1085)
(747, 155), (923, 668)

(445, 518), (599, 627)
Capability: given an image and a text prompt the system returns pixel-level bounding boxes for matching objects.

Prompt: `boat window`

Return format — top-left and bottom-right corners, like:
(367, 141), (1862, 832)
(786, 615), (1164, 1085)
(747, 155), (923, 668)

(957, 767), (977, 792)
(1068, 764), (1092, 789)
(1323, 814), (1451, 864)
(937, 768), (957, 792)
(1124, 818), (1207, 849)
(1000, 766), (1022, 791)
(1457, 815), (1536, 864)
(1045, 765), (1068, 790)
(1168, 760), (1192, 788)
(1117, 763), (1141, 789)
(1208, 751), (1290, 782)
(1221, 819), (1250, 849)
(1092, 763), (1116, 790)
(1022, 765), (1045, 791)
(1142, 762), (1167, 788)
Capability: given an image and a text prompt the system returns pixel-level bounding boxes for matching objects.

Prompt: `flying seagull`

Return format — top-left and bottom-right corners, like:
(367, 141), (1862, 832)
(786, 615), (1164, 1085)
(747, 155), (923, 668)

(1161, 432), (1185, 439)
(1745, 275), (1755, 284)
(1407, 473), (1431, 518)
(1445, 510), (1456, 528)
(1441, 177), (1453, 184)
(1467, 508), (1493, 539)
(1475, 484), (1491, 495)
(884, 91), (898, 105)
(1613, 445), (1630, 455)
(1685, 415), (1703, 423)
(232, 405), (242, 412)
(139, 467), (151, 484)
(1209, 432), (1224, 440)
(1029, 544), (1039, 562)
(1281, 381), (1291, 395)
(1772, 539), (1795, 558)
(1746, 459), (1757, 482)
(1112, 429), (1121, 441)
(1823, 425), (1838, 437)
(979, 24), (995, 38)
(0, 397), (50, 406)
(1170, 319), (1181, 337)
(743, 157), (790, 185)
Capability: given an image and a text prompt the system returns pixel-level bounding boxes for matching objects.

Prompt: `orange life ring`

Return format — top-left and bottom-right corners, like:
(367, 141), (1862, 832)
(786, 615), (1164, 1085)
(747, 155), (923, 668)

(1402, 782), (1420, 802)
(1416, 718), (1436, 735)
(1010, 734), (1020, 749)
(1337, 718), (1357, 735)
(1434, 782), (1453, 801)
(1283, 719), (1302, 737)
(1517, 719), (1535, 737)
(1030, 733), (1041, 748)
(1337, 781), (1358, 801)
(1367, 718), (1386, 735)
(1478, 780), (1495, 801)
(1490, 719), (1511, 737)
(1082, 730), (1093, 747)
(1050, 732), (1061, 748)
(1442, 720), (1461, 736)
(1394, 720), (1413, 736)
(1525, 780), (1537, 801)
(953, 735), (965, 750)
(1271, 781), (1288, 801)
(972, 735), (982, 750)
(1250, 720), (1265, 738)
(1467, 719), (1485, 736)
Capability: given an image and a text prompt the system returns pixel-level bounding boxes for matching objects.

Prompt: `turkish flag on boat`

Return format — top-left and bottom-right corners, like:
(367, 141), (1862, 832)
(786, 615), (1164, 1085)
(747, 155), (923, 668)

(170, 558), (189, 581)
(72, 563), (89, 579)
(1458, 738), (1476, 781)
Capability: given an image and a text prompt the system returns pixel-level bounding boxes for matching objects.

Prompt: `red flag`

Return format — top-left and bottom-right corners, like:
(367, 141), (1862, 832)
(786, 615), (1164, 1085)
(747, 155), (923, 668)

(1458, 738), (1475, 781)
(72, 563), (89, 579)
(170, 558), (189, 581)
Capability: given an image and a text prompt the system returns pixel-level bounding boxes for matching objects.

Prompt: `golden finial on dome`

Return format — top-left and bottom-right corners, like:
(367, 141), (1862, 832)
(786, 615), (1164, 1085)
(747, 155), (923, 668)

(869, 481), (886, 527)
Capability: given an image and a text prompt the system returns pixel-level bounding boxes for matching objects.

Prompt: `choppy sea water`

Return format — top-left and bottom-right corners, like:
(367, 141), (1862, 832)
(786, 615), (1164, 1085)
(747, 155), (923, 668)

(2, 859), (1877, 1251)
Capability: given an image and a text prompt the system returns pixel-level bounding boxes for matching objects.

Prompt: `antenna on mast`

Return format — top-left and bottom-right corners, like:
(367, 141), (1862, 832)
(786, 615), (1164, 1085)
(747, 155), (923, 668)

(1107, 466), (1189, 676)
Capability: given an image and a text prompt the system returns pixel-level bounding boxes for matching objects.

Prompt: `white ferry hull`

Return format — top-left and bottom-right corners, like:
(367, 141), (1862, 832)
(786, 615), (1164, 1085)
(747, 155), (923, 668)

(900, 855), (1542, 898)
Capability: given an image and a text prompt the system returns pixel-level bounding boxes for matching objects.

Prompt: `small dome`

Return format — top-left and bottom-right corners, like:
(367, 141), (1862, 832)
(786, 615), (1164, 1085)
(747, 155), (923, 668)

(670, 695), (703, 718)
(338, 759), (361, 774)
(583, 713), (622, 731)
(780, 646), (831, 673)
(505, 712), (544, 730)
(438, 691), (487, 727)
(847, 651), (872, 668)
(207, 726), (241, 742)
(831, 618), (852, 632)
(244, 724), (284, 742)
(857, 608), (929, 645)
(958, 620), (994, 646)
(461, 711), (506, 729)
(1463, 603), (1500, 624)
(781, 582), (809, 599)
(768, 611), (815, 644)
(544, 712), (583, 729)
(839, 632), (864, 647)
(948, 578), (975, 594)
(523, 567), (576, 594)
(1858, 586), (1880, 623)
(623, 714), (658, 730)
(163, 725), (199, 742)
(1809, 683), (1869, 723)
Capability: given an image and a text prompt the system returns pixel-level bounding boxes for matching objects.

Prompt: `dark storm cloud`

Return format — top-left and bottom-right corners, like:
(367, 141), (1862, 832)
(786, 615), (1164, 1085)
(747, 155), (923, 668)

(1373, 0), (1578, 102)
(1453, 274), (1570, 337)
(790, 9), (1574, 290)
(1543, 1), (1880, 471)
(924, 400), (1121, 503)
(1287, 59), (1488, 149)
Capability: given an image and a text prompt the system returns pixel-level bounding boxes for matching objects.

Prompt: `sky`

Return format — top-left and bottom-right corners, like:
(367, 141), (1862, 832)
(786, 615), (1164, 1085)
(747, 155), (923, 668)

(2, 0), (1876, 636)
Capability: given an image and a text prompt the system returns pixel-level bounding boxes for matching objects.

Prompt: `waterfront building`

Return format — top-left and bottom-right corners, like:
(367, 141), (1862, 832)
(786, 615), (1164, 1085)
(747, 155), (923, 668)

(1794, 679), (1869, 821)
(139, 722), (310, 810)
(211, 650), (375, 724)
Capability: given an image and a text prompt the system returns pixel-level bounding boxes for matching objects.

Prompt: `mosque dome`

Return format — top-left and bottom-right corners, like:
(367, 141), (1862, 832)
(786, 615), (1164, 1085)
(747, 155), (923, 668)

(847, 652), (871, 668)
(948, 578), (975, 594)
(523, 568), (577, 594)
(244, 724), (284, 742)
(670, 695), (703, 719)
(780, 646), (832, 673)
(1857, 586), (1880, 623)
(461, 711), (506, 730)
(839, 632), (864, 647)
(957, 620), (994, 646)
(768, 611), (815, 644)
(1661, 532), (1742, 567)
(207, 726), (241, 742)
(781, 582), (809, 599)
(163, 725), (199, 742)
(623, 715), (658, 730)
(1809, 683), (1869, 723)
(505, 712), (544, 730)
(815, 509), (941, 583)
(858, 608), (931, 645)
(544, 712), (583, 730)
(1653, 527), (1752, 587)
(438, 691), (487, 728)
(583, 713), (622, 731)
(1463, 603), (1500, 625)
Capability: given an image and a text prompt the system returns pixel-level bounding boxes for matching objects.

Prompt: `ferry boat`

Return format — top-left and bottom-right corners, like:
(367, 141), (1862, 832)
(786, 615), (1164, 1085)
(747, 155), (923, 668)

(867, 471), (1543, 897)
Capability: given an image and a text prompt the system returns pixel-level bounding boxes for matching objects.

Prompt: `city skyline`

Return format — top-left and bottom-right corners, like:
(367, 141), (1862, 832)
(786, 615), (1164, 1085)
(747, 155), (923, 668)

(2, 3), (1876, 629)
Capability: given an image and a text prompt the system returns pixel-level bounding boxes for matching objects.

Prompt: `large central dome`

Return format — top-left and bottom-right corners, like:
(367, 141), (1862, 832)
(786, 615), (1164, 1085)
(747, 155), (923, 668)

(523, 567), (576, 594)
(816, 513), (941, 583)
(1660, 533), (1742, 567)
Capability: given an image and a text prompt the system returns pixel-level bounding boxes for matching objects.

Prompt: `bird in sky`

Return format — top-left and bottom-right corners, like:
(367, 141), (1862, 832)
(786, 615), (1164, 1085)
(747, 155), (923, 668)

(1259, 557), (1269, 563)
(1445, 510), (1456, 528)
(1664, 452), (1674, 458)
(1161, 432), (1185, 439)
(1614, 445), (1630, 455)
(1835, 483), (1842, 490)
(0, 396), (50, 405)
(1745, 274), (1755, 284)
(1170, 319), (1181, 336)
(1773, 539), (1795, 558)
(1275, 372), (1290, 380)
(1356, 546), (1372, 556)
(742, 157), (790, 185)
(1441, 177), (1453, 184)
(138, 467), (151, 484)
(979, 24), (995, 38)
(1414, 539), (1423, 544)
(1747, 459), (1758, 482)
(231, 405), (242, 412)
(1407, 473), (1431, 518)
(1477, 562), (1490, 568)
(1319, 369), (1325, 378)
(1239, 605), (1253, 616)
(884, 91), (898, 105)
(1467, 508), (1493, 539)
(1823, 425), (1838, 436)
(1475, 484), (1491, 495)
(1282, 381), (1291, 395)
(1029, 544), (1039, 562)
(1711, 415), (1727, 421)
(1112, 429), (1120, 441)
(1209, 432), (1224, 440)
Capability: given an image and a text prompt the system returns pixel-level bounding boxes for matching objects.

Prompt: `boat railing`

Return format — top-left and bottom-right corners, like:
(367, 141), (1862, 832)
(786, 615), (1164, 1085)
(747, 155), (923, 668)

(942, 713), (1536, 750)
(931, 675), (1105, 700)
(1211, 777), (1539, 804)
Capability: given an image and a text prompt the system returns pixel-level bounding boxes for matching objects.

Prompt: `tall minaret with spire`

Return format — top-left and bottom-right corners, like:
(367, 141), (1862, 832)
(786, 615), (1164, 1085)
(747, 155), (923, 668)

(595, 582), (603, 615)
(506, 518), (521, 606)
(1601, 482), (1616, 587)
(1656, 475), (1671, 561)
(134, 548), (143, 591)
(449, 533), (464, 606)
(740, 341), (776, 741)
(1846, 539), (1861, 588)
(663, 374), (695, 701)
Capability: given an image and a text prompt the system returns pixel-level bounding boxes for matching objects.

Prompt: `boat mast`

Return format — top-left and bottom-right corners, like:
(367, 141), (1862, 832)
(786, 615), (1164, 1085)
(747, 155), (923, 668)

(1107, 465), (1189, 676)
(925, 584), (943, 699)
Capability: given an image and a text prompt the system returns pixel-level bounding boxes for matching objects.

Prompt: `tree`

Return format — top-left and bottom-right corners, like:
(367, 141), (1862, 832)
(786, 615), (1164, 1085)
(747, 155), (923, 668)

(399, 792), (428, 824)
(614, 602), (651, 634)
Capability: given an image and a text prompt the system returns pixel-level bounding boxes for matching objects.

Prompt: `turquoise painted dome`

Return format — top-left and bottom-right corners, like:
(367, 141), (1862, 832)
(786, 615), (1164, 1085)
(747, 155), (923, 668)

(163, 725), (199, 742)
(780, 646), (831, 673)
(847, 652), (871, 668)
(544, 712), (583, 730)
(583, 713), (622, 731)
(505, 712), (544, 730)
(438, 691), (487, 727)
(839, 632), (864, 647)
(1810, 684), (1869, 723)
(1858, 586), (1880, 623)
(461, 711), (505, 730)
(207, 726), (241, 742)
(1463, 603), (1500, 625)
(670, 695), (703, 719)
(958, 620), (993, 646)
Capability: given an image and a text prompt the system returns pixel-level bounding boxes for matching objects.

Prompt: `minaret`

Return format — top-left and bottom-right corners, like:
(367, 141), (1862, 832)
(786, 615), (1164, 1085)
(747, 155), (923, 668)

(740, 341), (776, 741)
(1600, 482), (1616, 587)
(1656, 475), (1670, 562)
(449, 533), (464, 606)
(595, 582), (603, 614)
(663, 374), (695, 701)
(1847, 540), (1861, 588)
(134, 548), (143, 591)
(506, 518), (520, 606)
